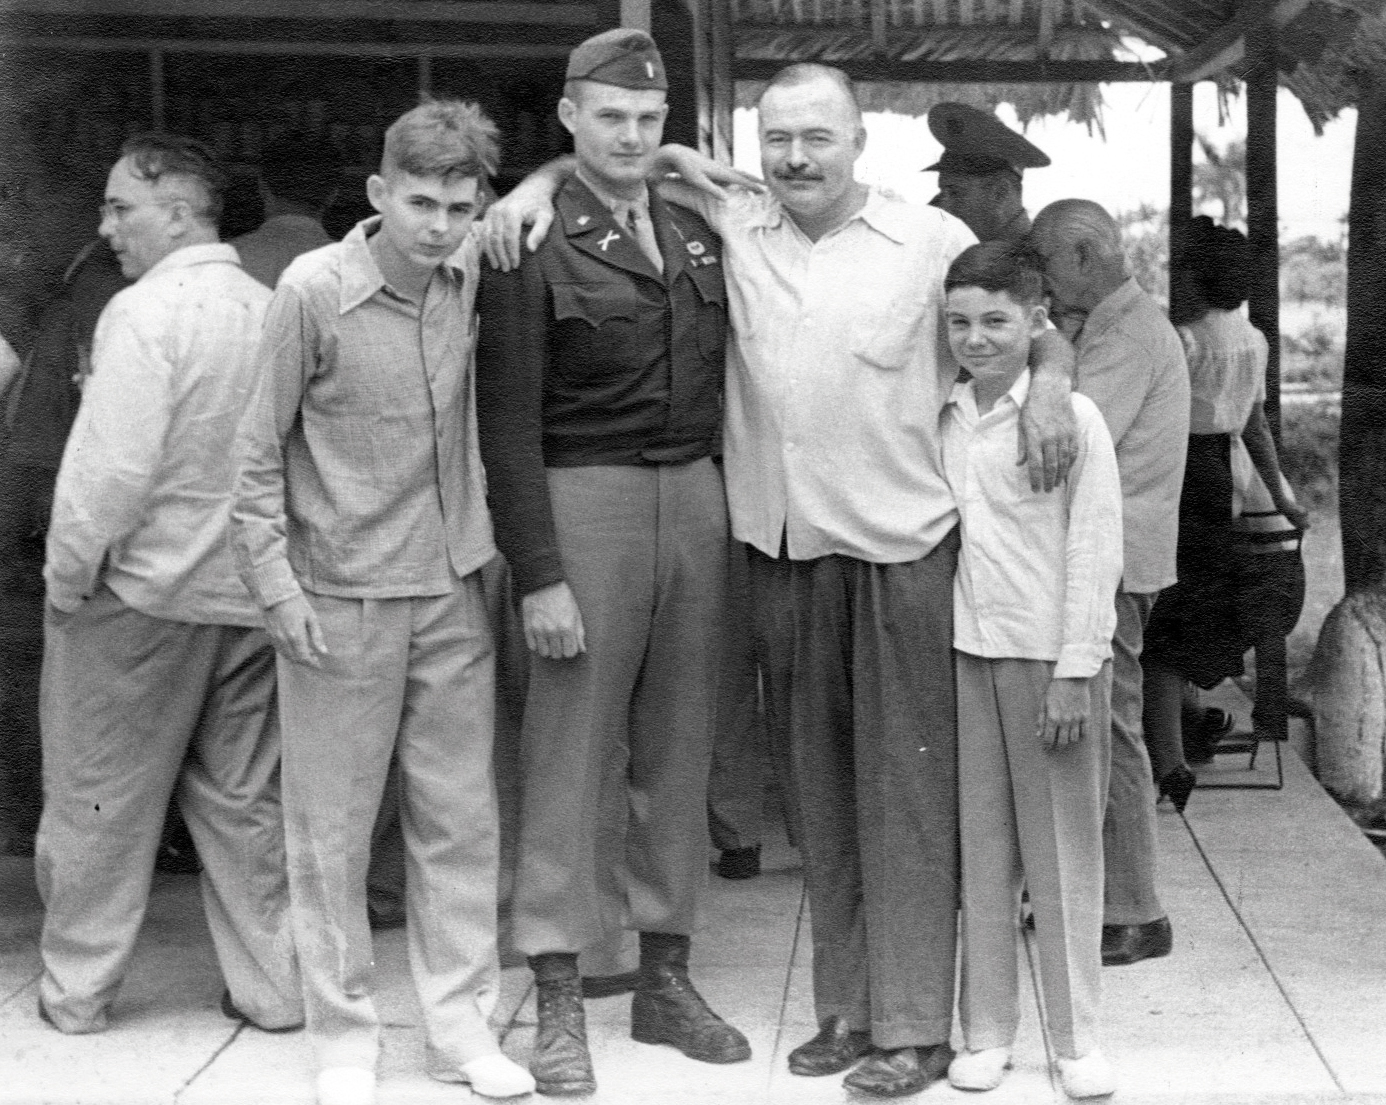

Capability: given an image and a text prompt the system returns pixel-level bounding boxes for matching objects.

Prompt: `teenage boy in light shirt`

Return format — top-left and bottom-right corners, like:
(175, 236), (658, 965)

(231, 100), (533, 1105)
(939, 242), (1122, 1100)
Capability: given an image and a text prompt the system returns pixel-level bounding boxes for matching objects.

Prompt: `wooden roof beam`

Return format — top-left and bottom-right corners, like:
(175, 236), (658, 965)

(0, 0), (598, 23)
(5, 34), (574, 57)
(734, 56), (1162, 81)
(1167, 0), (1311, 82)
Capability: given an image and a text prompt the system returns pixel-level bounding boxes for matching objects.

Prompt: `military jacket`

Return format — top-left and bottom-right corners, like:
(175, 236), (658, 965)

(476, 176), (728, 596)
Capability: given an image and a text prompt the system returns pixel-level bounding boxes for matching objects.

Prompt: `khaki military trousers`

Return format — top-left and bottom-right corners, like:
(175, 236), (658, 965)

(511, 459), (727, 955)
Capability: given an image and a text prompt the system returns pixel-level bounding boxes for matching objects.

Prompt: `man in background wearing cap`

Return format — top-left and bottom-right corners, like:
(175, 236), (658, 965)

(475, 29), (751, 1096)
(927, 101), (1048, 245)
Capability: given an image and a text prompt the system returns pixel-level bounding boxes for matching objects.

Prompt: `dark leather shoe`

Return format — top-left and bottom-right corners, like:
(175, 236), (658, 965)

(630, 963), (751, 1063)
(532, 978), (596, 1096)
(219, 989), (303, 1033)
(716, 845), (762, 880)
(844, 1044), (953, 1097)
(1102, 916), (1173, 966)
(1158, 765), (1197, 814)
(788, 1016), (872, 1076)
(580, 970), (640, 999)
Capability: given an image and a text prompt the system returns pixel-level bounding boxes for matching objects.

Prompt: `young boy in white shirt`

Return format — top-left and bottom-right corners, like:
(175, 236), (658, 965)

(940, 242), (1123, 1099)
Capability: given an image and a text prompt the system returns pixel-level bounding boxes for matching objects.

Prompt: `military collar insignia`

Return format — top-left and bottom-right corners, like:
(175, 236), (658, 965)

(670, 221), (718, 267)
(598, 230), (620, 251)
(577, 214), (592, 226)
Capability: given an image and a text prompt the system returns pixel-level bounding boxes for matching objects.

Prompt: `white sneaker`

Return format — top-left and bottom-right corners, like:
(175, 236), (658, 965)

(948, 1047), (1012, 1091)
(456, 1053), (536, 1098)
(1056, 1049), (1116, 1098)
(315, 1066), (376, 1105)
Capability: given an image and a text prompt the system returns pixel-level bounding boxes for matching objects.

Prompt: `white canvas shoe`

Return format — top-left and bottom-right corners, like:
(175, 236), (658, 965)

(1056, 1049), (1116, 1098)
(948, 1047), (1012, 1091)
(315, 1066), (376, 1105)
(456, 1053), (536, 1098)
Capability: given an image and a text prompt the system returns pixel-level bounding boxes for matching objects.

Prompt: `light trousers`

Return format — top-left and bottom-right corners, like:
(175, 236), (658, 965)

(511, 460), (727, 955)
(278, 576), (500, 1072)
(748, 532), (961, 1050)
(36, 585), (298, 1033)
(957, 654), (1110, 1060)
(1102, 590), (1164, 925)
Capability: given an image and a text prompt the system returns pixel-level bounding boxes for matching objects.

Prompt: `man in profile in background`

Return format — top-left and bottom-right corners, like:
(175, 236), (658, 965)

(233, 130), (341, 288)
(37, 133), (300, 1036)
(926, 101), (1049, 245)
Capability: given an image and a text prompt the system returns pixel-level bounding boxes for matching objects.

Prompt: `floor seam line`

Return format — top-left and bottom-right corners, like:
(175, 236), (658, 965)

(173, 1025), (244, 1102)
(1020, 924), (1063, 1101)
(767, 878), (808, 1099)
(0, 968), (42, 1010)
(1181, 810), (1348, 1094)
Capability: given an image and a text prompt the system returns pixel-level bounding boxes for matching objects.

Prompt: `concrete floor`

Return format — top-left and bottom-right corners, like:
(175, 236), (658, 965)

(4, 730), (1386, 1105)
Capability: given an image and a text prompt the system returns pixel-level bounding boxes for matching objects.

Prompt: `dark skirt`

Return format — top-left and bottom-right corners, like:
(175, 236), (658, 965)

(1143, 433), (1245, 688)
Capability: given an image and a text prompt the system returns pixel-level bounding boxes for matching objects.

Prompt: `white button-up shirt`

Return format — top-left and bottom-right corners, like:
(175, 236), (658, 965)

(942, 372), (1123, 679)
(45, 243), (271, 623)
(685, 187), (976, 562)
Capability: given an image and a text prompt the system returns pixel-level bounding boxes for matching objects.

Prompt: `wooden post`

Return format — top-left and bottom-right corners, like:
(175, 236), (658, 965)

(1245, 18), (1280, 437)
(620, 0), (652, 30)
(1245, 14), (1287, 746)
(709, 0), (733, 162)
(1169, 81), (1194, 321)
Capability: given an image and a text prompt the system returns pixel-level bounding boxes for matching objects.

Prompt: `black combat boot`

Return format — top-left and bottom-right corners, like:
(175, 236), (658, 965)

(528, 953), (596, 1096)
(630, 932), (751, 1064)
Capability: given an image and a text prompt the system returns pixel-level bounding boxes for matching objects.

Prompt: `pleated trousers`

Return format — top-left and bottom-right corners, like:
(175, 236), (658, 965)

(747, 530), (960, 1049)
(956, 654), (1110, 1060)
(277, 575), (500, 1072)
(36, 585), (298, 1033)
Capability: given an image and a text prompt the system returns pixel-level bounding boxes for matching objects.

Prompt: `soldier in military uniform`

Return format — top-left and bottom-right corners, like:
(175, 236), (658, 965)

(926, 101), (1050, 245)
(474, 29), (750, 1097)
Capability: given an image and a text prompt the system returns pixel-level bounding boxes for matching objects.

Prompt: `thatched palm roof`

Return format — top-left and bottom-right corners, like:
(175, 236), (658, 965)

(726, 0), (1386, 130)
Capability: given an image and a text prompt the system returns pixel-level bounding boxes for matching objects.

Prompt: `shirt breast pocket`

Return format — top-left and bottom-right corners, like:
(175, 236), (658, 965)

(550, 282), (643, 379)
(851, 294), (925, 372)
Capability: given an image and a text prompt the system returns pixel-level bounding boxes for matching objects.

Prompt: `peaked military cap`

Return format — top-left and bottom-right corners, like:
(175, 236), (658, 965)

(566, 28), (667, 91)
(925, 102), (1050, 176)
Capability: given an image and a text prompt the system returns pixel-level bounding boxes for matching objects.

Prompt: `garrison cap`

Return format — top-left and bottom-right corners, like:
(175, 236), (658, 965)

(566, 28), (667, 91)
(925, 102), (1050, 176)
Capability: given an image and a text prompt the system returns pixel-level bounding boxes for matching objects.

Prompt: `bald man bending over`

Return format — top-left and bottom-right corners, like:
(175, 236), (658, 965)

(1027, 200), (1189, 967)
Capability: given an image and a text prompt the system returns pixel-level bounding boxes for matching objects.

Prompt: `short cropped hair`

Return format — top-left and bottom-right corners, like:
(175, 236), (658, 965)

(757, 63), (863, 124)
(381, 98), (500, 183)
(260, 131), (343, 210)
(120, 132), (227, 227)
(1183, 216), (1251, 310)
(945, 241), (1046, 305)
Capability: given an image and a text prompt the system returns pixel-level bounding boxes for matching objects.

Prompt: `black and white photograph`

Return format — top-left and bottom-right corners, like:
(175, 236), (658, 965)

(1, 2), (1383, 1103)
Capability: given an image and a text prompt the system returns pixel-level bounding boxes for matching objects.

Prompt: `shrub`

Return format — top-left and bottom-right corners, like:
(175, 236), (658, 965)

(1278, 397), (1339, 513)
